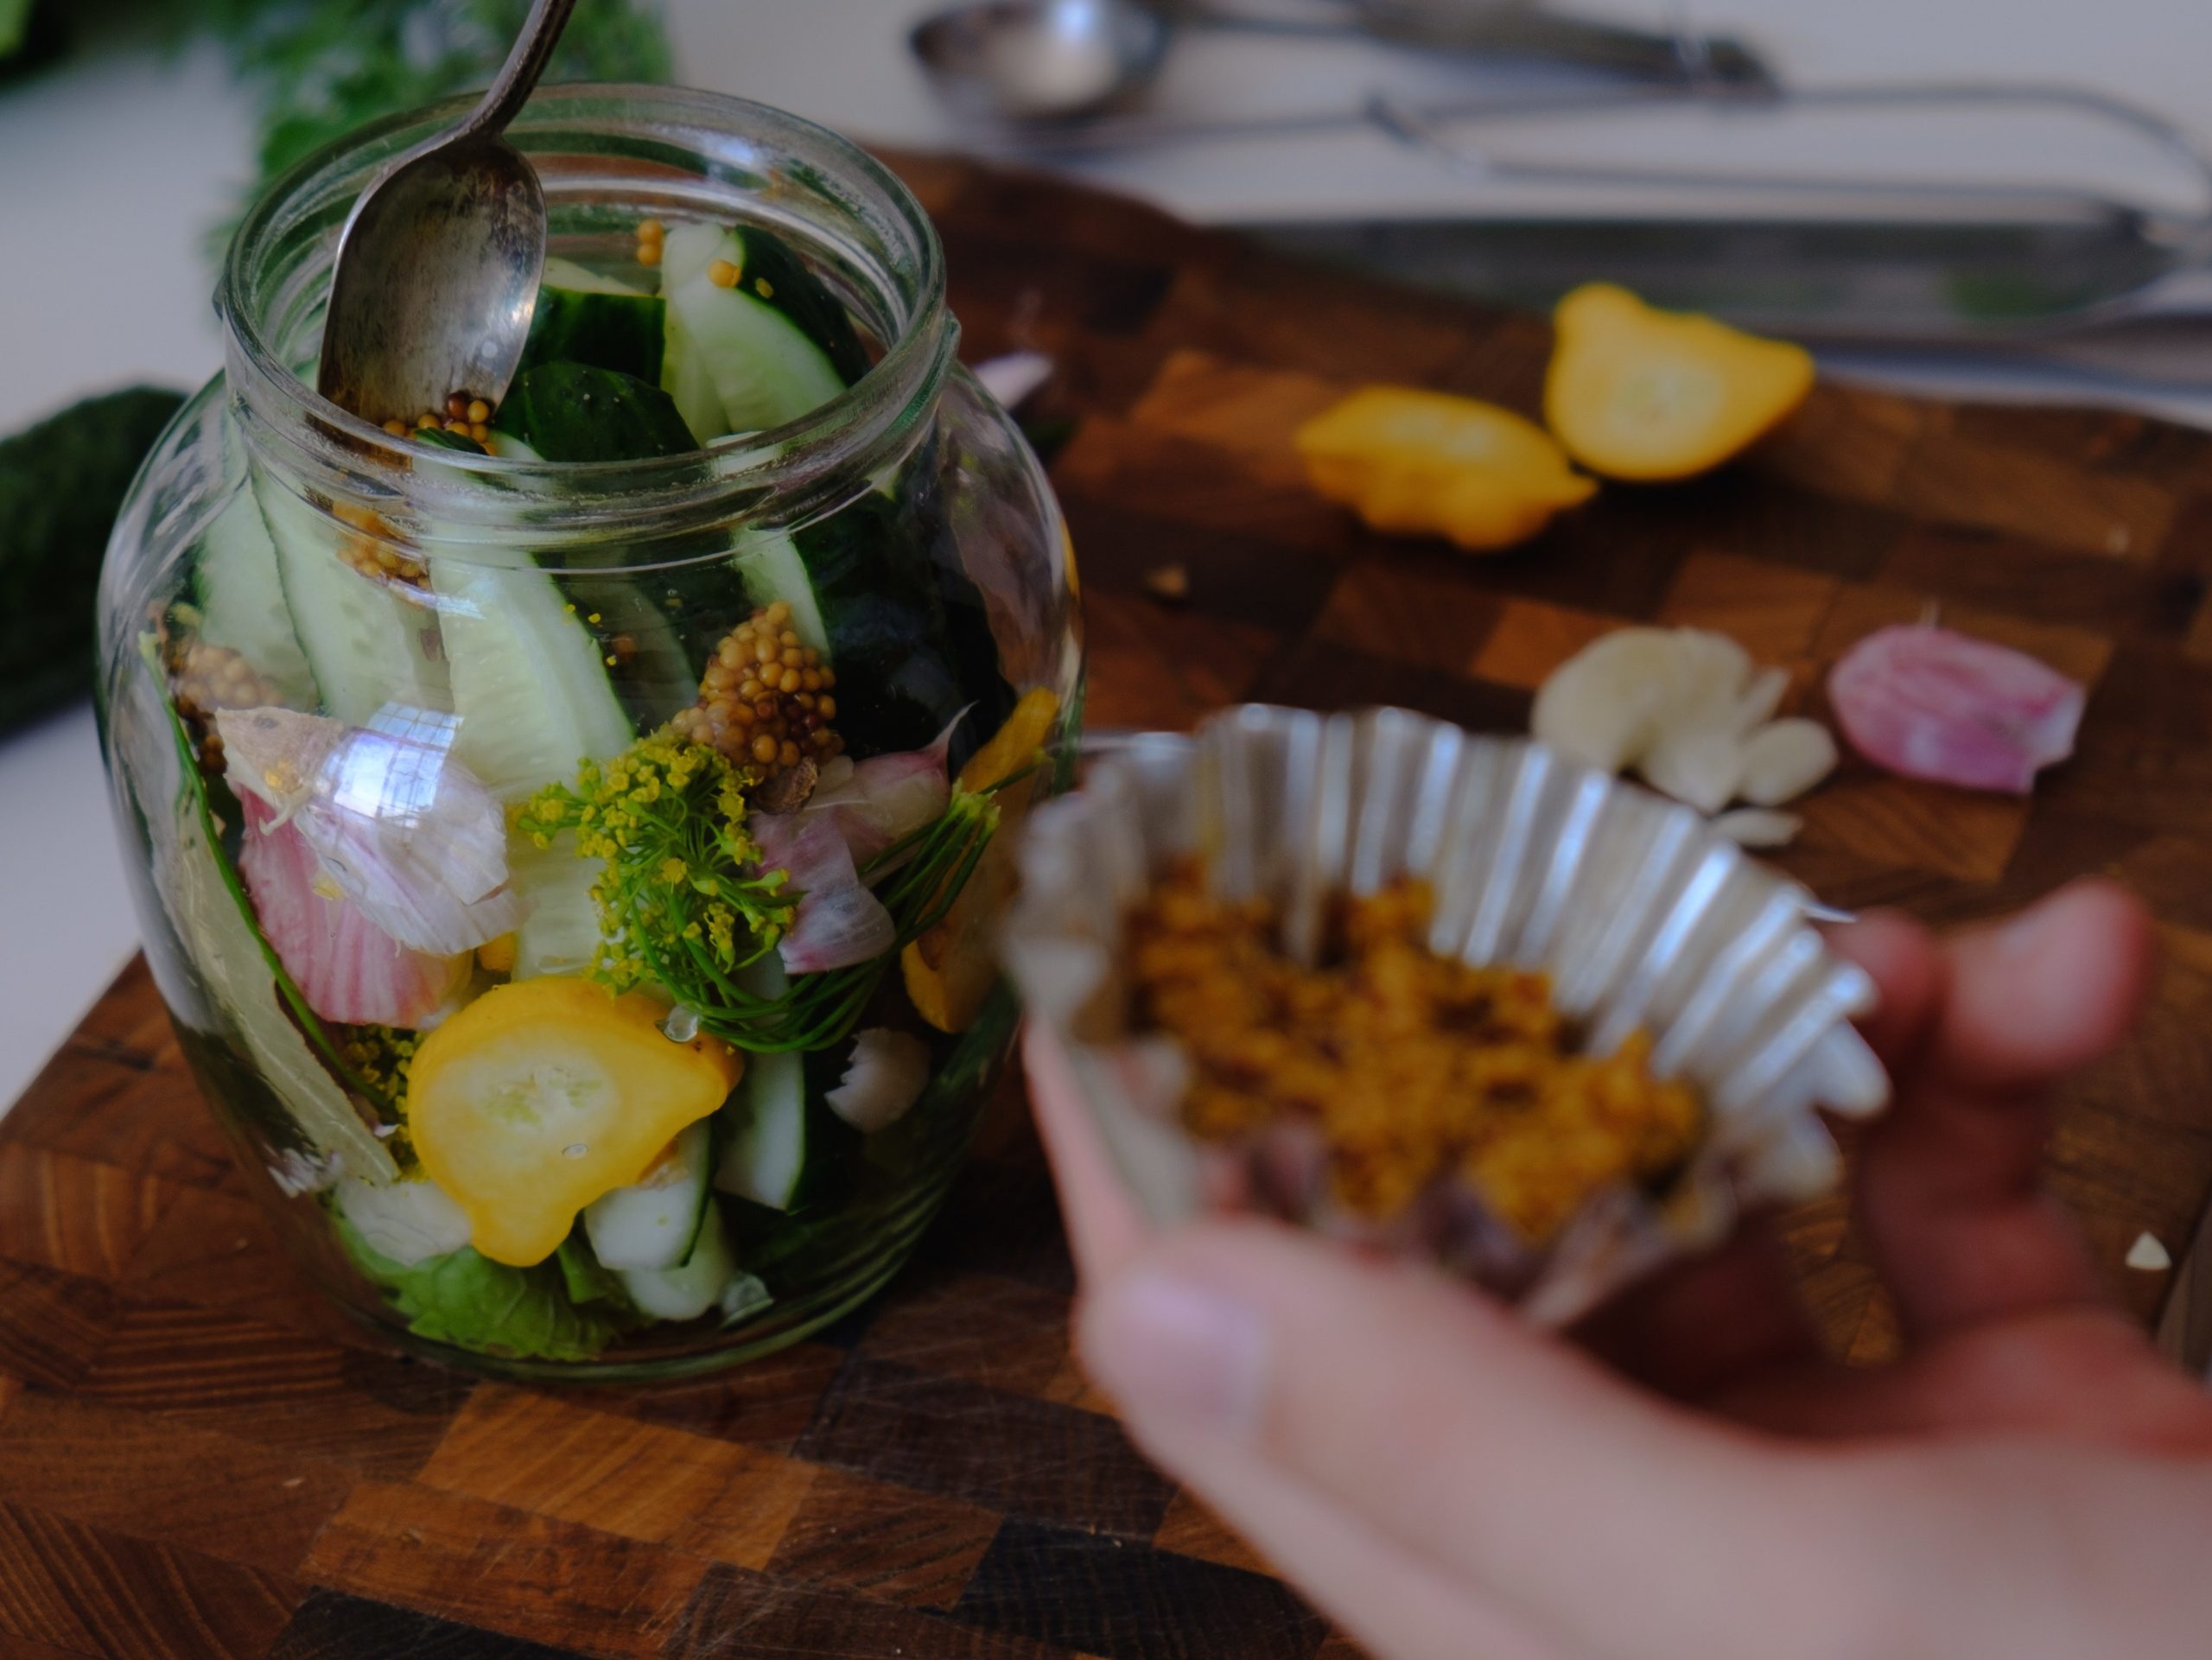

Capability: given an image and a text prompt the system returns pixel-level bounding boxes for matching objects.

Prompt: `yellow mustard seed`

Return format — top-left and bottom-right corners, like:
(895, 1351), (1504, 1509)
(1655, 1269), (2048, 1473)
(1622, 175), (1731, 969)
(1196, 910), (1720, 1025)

(638, 243), (663, 268)
(754, 277), (774, 299)
(708, 258), (741, 289)
(466, 399), (491, 424)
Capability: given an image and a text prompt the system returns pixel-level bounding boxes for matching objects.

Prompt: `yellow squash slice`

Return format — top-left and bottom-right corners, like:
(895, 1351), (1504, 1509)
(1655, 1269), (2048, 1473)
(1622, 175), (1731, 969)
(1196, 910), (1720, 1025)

(1294, 385), (1595, 552)
(407, 977), (742, 1266)
(1543, 283), (1815, 482)
(903, 688), (1062, 1034)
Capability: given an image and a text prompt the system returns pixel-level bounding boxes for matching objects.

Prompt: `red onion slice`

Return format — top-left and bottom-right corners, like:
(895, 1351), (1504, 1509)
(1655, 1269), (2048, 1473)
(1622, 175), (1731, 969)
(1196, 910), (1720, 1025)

(236, 794), (468, 1027)
(1827, 625), (2085, 794)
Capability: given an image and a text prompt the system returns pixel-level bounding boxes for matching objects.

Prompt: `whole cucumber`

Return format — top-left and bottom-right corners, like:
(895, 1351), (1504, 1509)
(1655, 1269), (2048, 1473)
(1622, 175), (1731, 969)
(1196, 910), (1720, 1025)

(0, 385), (186, 732)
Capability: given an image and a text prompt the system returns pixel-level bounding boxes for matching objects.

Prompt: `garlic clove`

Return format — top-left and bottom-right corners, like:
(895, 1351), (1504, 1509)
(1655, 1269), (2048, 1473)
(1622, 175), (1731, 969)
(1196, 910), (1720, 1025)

(1668, 629), (1758, 733)
(1732, 665), (1790, 735)
(1530, 627), (1694, 772)
(1710, 807), (1802, 848)
(1739, 718), (1840, 807)
(1639, 726), (1747, 815)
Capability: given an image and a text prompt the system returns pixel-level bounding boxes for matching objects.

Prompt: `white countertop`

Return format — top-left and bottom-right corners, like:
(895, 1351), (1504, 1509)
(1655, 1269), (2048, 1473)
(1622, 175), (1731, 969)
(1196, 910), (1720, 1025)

(4, 0), (2212, 1112)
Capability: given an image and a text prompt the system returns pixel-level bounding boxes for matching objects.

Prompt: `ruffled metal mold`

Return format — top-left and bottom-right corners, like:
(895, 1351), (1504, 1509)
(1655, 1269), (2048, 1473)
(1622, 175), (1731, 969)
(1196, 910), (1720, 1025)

(1002, 704), (1890, 1325)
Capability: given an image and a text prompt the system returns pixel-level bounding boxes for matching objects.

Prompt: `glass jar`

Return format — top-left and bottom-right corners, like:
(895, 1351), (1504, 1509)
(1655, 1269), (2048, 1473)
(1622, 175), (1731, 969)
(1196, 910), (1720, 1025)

(96, 86), (1081, 1380)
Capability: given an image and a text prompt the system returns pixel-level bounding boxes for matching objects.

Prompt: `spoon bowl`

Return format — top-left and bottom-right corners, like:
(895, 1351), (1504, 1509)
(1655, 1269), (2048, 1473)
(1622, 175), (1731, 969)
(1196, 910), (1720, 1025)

(911, 0), (1170, 124)
(316, 0), (576, 427)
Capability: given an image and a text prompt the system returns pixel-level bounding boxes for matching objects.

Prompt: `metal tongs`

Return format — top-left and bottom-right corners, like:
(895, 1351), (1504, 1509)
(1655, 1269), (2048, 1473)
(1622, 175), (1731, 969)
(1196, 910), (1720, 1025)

(914, 1), (2212, 340)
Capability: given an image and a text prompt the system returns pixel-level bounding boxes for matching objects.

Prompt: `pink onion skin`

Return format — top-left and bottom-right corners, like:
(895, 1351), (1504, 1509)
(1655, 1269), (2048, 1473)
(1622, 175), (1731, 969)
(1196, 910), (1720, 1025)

(1827, 625), (2086, 795)
(801, 748), (951, 868)
(751, 811), (897, 974)
(235, 796), (468, 1027)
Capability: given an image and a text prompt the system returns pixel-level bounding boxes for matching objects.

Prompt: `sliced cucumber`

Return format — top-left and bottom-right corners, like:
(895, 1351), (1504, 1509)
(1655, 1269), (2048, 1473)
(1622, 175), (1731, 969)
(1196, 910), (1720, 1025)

(542, 255), (647, 296)
(715, 957), (807, 1210)
(712, 961), (862, 1212)
(191, 484), (318, 708)
(661, 305), (728, 448)
(509, 832), (603, 980)
(658, 223), (732, 442)
(664, 227), (850, 435)
(523, 261), (664, 384)
(725, 225), (871, 386)
(410, 427), (486, 455)
(336, 1174), (471, 1267)
(716, 1045), (805, 1210)
(730, 530), (828, 655)
(583, 1116), (713, 1271)
(493, 362), (697, 461)
(657, 221), (723, 296)
(483, 430), (543, 462)
(431, 545), (636, 802)
(620, 1203), (736, 1320)
(252, 469), (449, 727)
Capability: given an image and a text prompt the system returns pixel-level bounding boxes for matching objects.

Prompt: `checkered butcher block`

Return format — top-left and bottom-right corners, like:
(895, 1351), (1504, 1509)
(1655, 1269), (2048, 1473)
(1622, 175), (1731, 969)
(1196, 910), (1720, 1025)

(4, 149), (2211, 1659)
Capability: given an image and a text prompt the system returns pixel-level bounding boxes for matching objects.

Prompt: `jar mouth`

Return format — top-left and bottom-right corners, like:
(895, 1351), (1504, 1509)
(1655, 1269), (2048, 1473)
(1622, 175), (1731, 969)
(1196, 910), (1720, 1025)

(218, 84), (955, 559)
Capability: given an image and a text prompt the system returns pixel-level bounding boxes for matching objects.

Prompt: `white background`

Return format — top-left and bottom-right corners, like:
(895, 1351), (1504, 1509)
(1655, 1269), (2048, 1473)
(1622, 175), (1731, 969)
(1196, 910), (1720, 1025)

(3, 0), (2212, 1113)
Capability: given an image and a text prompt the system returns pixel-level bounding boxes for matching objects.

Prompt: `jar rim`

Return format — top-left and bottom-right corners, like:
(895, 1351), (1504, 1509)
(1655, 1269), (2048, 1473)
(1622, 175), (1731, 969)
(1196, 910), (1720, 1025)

(216, 83), (955, 549)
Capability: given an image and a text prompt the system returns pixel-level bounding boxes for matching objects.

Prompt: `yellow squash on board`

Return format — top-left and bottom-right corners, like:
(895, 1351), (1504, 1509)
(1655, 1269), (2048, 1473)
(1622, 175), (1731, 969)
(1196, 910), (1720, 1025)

(1543, 283), (1815, 482)
(1294, 385), (1595, 552)
(904, 688), (1061, 1034)
(407, 977), (742, 1267)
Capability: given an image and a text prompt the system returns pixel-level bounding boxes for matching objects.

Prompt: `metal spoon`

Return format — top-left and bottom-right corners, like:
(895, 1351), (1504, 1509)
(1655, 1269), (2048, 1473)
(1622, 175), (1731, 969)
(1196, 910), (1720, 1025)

(910, 0), (1769, 126)
(316, 0), (577, 428)
(912, 0), (1172, 123)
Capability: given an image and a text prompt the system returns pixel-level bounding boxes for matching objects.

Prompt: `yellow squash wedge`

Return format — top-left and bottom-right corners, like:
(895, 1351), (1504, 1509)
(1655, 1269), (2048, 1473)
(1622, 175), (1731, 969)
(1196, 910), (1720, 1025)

(1544, 283), (1815, 481)
(903, 688), (1061, 1034)
(1294, 385), (1595, 552)
(407, 977), (742, 1267)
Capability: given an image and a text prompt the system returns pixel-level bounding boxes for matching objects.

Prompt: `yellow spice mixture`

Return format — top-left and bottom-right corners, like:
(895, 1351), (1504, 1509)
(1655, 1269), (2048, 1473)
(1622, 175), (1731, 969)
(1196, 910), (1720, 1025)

(1128, 860), (1701, 1241)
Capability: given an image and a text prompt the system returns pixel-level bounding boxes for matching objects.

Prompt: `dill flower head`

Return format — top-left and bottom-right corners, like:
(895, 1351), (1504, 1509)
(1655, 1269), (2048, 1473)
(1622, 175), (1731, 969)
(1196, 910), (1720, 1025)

(518, 735), (796, 997)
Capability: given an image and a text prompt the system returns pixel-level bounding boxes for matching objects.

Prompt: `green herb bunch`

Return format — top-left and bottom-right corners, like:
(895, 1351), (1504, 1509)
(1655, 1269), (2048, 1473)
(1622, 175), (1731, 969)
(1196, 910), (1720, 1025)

(522, 732), (1003, 1055)
(201, 0), (671, 205)
(517, 730), (798, 1000)
(0, 1), (673, 226)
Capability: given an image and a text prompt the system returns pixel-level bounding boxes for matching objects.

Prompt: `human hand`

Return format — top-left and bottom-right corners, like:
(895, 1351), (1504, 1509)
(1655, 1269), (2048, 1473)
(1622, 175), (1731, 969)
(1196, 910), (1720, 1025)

(1024, 880), (2212, 1660)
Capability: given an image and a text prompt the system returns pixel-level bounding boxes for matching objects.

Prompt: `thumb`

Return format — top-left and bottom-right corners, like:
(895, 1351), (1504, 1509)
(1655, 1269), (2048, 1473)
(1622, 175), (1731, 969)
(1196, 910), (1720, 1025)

(1080, 1219), (1879, 1660)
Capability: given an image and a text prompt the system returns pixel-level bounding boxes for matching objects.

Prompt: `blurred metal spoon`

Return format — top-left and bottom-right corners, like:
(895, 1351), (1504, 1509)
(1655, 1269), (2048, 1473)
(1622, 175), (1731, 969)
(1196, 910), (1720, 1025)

(316, 0), (576, 427)
(913, 0), (1172, 123)
(910, 0), (1769, 126)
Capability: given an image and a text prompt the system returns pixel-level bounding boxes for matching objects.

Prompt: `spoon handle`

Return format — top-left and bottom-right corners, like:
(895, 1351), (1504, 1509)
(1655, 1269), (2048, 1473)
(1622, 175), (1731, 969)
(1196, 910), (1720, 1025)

(456, 0), (580, 143)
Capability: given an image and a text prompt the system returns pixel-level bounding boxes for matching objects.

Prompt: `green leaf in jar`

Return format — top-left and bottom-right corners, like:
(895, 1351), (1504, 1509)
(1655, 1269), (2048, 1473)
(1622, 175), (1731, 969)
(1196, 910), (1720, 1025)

(335, 1216), (624, 1363)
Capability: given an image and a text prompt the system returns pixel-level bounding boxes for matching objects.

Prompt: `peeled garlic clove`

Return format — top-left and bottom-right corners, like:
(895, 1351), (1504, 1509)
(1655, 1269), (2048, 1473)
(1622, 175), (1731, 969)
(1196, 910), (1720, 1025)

(1739, 718), (1840, 807)
(1531, 627), (1693, 771)
(1667, 629), (1758, 733)
(1639, 726), (1746, 814)
(1733, 665), (1790, 735)
(1710, 807), (1802, 848)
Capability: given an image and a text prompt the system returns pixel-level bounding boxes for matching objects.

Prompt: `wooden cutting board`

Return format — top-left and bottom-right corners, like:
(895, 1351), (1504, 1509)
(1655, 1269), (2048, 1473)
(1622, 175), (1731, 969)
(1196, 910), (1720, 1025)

(5, 150), (2212, 1660)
